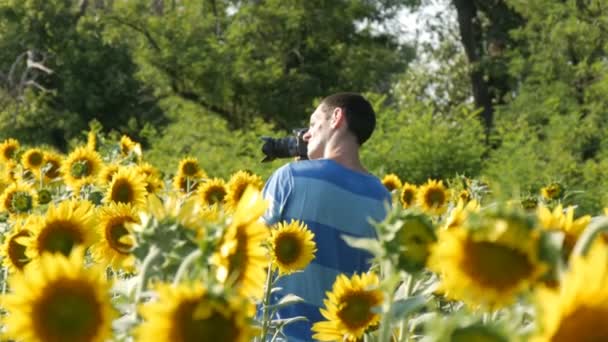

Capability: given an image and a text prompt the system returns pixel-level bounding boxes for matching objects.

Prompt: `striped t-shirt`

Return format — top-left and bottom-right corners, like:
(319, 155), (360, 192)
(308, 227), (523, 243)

(262, 159), (391, 341)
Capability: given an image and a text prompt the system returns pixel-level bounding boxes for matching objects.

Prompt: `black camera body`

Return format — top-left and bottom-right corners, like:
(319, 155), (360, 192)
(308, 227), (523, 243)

(261, 128), (308, 162)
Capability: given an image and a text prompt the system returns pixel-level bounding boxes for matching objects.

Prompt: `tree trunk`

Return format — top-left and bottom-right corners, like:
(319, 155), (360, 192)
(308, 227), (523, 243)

(452, 0), (494, 143)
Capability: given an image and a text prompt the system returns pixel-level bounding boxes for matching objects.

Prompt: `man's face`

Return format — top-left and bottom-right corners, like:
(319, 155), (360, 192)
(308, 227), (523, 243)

(303, 104), (331, 160)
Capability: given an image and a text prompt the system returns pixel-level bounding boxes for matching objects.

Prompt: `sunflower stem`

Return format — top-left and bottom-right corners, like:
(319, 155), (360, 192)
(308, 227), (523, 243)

(260, 262), (275, 341)
(135, 245), (160, 303)
(572, 216), (608, 257)
(173, 249), (202, 286)
(2, 266), (7, 294)
(398, 273), (417, 342)
(378, 262), (400, 342)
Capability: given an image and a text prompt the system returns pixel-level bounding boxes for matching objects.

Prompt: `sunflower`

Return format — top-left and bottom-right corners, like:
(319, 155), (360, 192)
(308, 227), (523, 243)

(0, 218), (37, 272)
(540, 182), (563, 201)
(103, 167), (147, 208)
(98, 163), (120, 186)
(537, 204), (590, 257)
(520, 195), (539, 211)
(3, 249), (115, 342)
(197, 178), (227, 207)
(457, 189), (471, 203)
(37, 188), (53, 205)
(61, 146), (103, 191)
(136, 282), (256, 342)
(0, 181), (38, 216)
(312, 273), (384, 342)
(137, 162), (161, 178)
(212, 187), (269, 299)
(120, 135), (142, 157)
(381, 173), (402, 192)
(143, 175), (165, 195)
(531, 243), (608, 341)
(23, 200), (97, 260)
(177, 157), (206, 178)
(1, 159), (18, 183)
(137, 163), (164, 194)
(269, 220), (316, 275)
(140, 194), (208, 238)
(389, 213), (436, 273)
(417, 179), (450, 216)
(21, 148), (45, 175)
(0, 138), (19, 163)
(90, 203), (139, 273)
(224, 170), (264, 212)
(42, 151), (63, 184)
(429, 209), (546, 310)
(172, 158), (208, 195)
(400, 183), (418, 209)
(443, 199), (480, 230)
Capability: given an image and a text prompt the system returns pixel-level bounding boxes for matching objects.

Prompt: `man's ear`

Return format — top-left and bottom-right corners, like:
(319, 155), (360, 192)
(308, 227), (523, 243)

(330, 107), (345, 129)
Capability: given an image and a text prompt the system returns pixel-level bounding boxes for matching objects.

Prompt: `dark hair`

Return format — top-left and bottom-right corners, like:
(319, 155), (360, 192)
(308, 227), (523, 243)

(321, 92), (376, 145)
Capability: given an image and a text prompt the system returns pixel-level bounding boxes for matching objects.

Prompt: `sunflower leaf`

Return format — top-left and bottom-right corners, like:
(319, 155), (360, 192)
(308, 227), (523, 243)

(389, 295), (427, 319)
(266, 294), (305, 311)
(341, 235), (382, 256)
(270, 315), (309, 328)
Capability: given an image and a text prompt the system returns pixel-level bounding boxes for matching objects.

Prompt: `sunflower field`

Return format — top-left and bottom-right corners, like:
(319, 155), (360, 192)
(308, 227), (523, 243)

(0, 133), (606, 342)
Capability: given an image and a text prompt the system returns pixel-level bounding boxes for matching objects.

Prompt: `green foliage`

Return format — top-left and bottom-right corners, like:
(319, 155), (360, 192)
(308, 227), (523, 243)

(363, 94), (486, 184)
(105, 0), (415, 129)
(144, 97), (284, 180)
(479, 0), (608, 214)
(0, 0), (162, 148)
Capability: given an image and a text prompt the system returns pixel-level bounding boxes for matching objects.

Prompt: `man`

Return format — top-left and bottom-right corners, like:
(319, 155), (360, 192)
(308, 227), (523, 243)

(262, 92), (391, 341)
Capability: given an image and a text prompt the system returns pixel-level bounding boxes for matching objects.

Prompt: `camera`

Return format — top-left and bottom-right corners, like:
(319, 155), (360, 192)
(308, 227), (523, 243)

(260, 128), (308, 162)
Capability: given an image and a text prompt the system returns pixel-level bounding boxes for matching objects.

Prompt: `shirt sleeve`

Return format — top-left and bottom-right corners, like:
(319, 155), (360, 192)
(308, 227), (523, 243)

(262, 163), (294, 226)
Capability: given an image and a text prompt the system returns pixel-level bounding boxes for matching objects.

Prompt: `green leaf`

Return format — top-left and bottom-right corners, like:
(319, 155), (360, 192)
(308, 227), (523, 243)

(390, 295), (427, 320)
(341, 235), (382, 256)
(266, 294), (305, 311)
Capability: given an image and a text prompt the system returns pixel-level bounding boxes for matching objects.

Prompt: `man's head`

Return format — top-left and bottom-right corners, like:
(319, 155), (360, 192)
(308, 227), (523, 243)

(303, 92), (376, 160)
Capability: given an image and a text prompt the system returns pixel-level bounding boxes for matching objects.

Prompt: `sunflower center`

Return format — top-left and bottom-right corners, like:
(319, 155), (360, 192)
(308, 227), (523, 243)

(39, 222), (84, 256)
(35, 281), (102, 341)
(451, 325), (507, 342)
(4, 146), (16, 159)
(274, 233), (302, 265)
(182, 162), (199, 177)
(385, 181), (398, 191)
(107, 223), (133, 254)
(28, 152), (44, 167)
(206, 188), (226, 205)
(550, 306), (608, 341)
(111, 180), (134, 204)
(337, 292), (377, 330)
(8, 230), (31, 270)
(402, 190), (415, 206)
(45, 160), (61, 179)
(10, 191), (33, 213)
(175, 300), (239, 341)
(71, 160), (91, 178)
(38, 189), (52, 205)
(425, 189), (445, 207)
(396, 221), (435, 270)
(233, 185), (247, 204)
(461, 240), (533, 291)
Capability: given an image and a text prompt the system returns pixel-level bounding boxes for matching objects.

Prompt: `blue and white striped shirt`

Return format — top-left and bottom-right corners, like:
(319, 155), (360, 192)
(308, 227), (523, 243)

(262, 159), (391, 341)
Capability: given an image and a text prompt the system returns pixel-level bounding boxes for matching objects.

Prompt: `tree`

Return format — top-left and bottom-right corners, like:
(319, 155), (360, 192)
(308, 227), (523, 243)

(105, 0), (417, 129)
(0, 0), (163, 148)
